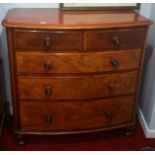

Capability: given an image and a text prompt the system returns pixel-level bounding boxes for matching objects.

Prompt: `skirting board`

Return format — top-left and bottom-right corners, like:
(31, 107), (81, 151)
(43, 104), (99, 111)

(138, 106), (155, 138)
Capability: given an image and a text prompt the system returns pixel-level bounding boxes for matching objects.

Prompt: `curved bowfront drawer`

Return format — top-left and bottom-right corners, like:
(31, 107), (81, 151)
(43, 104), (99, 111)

(16, 49), (141, 74)
(18, 71), (137, 100)
(14, 30), (82, 51)
(84, 28), (145, 50)
(20, 96), (134, 132)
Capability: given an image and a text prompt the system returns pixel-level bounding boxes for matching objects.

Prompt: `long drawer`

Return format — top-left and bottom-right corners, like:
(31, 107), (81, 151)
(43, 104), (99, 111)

(84, 28), (145, 50)
(20, 96), (134, 132)
(14, 30), (82, 51)
(16, 49), (141, 74)
(18, 71), (138, 100)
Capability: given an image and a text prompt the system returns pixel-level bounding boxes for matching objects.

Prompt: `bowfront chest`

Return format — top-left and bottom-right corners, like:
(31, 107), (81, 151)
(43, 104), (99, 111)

(2, 8), (152, 145)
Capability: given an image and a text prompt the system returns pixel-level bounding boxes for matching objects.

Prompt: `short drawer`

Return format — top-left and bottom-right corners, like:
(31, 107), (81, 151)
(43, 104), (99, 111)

(18, 71), (138, 100)
(20, 96), (134, 132)
(16, 49), (141, 74)
(84, 28), (145, 50)
(14, 30), (82, 51)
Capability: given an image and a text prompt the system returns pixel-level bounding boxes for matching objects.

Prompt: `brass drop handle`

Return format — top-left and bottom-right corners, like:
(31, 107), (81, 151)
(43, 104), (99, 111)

(44, 86), (52, 95)
(107, 83), (116, 91)
(110, 58), (119, 67)
(44, 36), (51, 48)
(112, 36), (120, 45)
(105, 111), (113, 119)
(44, 61), (52, 71)
(44, 115), (53, 124)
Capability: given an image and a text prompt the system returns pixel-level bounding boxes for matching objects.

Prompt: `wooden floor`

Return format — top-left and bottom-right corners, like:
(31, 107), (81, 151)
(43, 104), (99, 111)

(1, 118), (155, 151)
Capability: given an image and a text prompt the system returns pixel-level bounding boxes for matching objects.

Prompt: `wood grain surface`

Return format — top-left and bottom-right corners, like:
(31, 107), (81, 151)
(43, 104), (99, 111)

(16, 49), (141, 74)
(20, 96), (134, 131)
(18, 71), (138, 100)
(2, 9), (152, 29)
(14, 30), (82, 51)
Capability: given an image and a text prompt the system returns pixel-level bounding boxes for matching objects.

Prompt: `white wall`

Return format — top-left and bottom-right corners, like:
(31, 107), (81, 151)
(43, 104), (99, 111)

(0, 3), (59, 113)
(140, 3), (152, 18)
(139, 4), (155, 137)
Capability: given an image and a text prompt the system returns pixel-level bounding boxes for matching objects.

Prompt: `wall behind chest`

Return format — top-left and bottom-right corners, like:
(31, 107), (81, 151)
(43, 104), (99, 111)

(139, 3), (155, 137)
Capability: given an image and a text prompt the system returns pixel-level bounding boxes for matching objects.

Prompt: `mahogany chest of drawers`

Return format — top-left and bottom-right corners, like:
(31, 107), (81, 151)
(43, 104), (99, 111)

(2, 8), (151, 145)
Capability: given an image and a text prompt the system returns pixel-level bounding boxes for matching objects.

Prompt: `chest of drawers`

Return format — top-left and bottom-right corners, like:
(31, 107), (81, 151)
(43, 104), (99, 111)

(2, 9), (151, 145)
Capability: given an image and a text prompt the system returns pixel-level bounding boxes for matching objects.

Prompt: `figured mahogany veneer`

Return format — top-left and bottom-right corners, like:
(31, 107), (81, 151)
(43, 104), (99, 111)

(20, 96), (134, 132)
(14, 30), (82, 51)
(2, 9), (152, 143)
(16, 49), (141, 74)
(18, 72), (137, 101)
(84, 28), (145, 50)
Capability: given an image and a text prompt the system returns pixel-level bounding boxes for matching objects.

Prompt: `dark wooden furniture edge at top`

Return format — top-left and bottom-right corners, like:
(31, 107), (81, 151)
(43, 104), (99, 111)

(60, 3), (140, 11)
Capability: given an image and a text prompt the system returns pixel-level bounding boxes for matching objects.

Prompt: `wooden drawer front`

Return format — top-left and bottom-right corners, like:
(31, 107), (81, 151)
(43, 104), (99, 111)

(85, 29), (144, 50)
(18, 72), (137, 100)
(20, 96), (134, 131)
(16, 49), (141, 74)
(14, 30), (82, 51)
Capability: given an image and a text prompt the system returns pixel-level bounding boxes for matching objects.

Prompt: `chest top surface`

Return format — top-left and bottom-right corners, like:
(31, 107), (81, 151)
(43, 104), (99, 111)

(2, 8), (152, 29)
